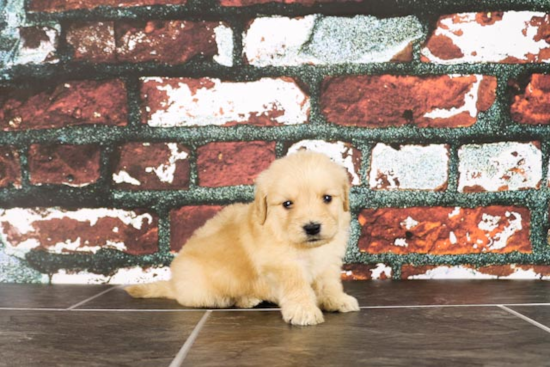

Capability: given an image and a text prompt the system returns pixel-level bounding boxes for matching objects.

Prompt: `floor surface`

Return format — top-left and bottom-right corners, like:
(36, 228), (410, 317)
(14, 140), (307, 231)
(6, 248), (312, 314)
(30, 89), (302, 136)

(1, 281), (550, 366)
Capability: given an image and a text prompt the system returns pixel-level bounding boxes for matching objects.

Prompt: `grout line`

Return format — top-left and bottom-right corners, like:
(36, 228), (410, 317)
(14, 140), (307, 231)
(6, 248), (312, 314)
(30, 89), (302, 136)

(0, 307), (280, 312)
(70, 309), (208, 312)
(359, 303), (550, 309)
(210, 307), (281, 312)
(2, 303), (550, 313)
(498, 305), (550, 334)
(168, 310), (212, 367)
(66, 286), (122, 310)
(0, 307), (68, 312)
(502, 303), (550, 307)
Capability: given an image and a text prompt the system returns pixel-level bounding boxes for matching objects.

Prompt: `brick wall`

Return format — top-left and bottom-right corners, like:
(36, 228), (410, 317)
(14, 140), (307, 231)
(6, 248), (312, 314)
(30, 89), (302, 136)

(1, 0), (550, 283)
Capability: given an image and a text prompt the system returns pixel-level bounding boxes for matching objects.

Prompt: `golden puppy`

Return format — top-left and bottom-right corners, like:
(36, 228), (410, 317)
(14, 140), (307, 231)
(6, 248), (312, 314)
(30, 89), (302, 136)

(126, 151), (359, 325)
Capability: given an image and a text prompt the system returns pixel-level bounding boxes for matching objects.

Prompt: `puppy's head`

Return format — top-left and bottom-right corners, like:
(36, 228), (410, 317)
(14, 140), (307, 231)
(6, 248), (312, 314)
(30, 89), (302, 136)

(253, 151), (350, 247)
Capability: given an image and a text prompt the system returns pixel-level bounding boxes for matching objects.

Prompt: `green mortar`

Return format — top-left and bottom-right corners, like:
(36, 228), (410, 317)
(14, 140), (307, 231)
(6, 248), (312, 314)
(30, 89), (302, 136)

(1, 0), (550, 281)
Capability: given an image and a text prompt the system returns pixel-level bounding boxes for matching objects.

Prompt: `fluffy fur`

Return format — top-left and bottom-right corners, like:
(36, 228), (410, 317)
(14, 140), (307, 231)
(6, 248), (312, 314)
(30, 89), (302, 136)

(125, 151), (359, 325)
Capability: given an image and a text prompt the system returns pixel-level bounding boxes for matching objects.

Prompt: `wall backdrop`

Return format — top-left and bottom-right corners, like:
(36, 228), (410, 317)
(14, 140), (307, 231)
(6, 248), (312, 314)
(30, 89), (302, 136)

(1, 0), (550, 283)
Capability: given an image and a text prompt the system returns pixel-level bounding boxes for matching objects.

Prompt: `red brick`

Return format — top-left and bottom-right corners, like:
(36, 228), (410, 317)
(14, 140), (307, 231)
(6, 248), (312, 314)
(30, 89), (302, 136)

(65, 20), (229, 65)
(112, 142), (190, 190)
(170, 205), (224, 252)
(358, 206), (530, 254)
(0, 208), (158, 255)
(115, 21), (219, 64)
(28, 144), (101, 187)
(66, 22), (116, 63)
(421, 12), (550, 64)
(401, 264), (550, 279)
(0, 80), (127, 131)
(511, 74), (550, 125)
(0, 147), (21, 189)
(320, 75), (496, 128)
(220, 0), (358, 5)
(28, 0), (187, 12)
(341, 263), (392, 281)
(197, 142), (277, 187)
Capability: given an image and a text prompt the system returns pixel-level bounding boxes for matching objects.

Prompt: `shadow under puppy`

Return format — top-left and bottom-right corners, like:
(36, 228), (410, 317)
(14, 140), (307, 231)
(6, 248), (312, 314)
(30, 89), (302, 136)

(126, 151), (359, 325)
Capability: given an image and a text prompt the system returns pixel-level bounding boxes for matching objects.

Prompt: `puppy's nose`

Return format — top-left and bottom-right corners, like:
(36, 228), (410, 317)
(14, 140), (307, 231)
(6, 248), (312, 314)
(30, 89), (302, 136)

(303, 222), (321, 236)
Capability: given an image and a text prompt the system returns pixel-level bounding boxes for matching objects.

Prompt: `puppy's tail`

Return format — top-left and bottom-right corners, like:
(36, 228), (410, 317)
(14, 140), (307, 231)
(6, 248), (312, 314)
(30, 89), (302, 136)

(125, 281), (175, 299)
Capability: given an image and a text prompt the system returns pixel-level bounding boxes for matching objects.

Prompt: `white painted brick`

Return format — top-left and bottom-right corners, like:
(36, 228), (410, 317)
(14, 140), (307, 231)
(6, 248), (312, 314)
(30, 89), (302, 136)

(11, 25), (59, 66)
(408, 266), (496, 279)
(422, 12), (550, 64)
(213, 23), (233, 67)
(50, 266), (171, 284)
(458, 142), (542, 192)
(244, 15), (423, 66)
(142, 77), (309, 127)
(369, 144), (449, 190)
(406, 265), (550, 280)
(0, 208), (154, 257)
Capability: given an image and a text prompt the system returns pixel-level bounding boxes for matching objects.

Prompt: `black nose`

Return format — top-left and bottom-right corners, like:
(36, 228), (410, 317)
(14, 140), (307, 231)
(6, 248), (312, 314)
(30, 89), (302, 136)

(303, 223), (321, 236)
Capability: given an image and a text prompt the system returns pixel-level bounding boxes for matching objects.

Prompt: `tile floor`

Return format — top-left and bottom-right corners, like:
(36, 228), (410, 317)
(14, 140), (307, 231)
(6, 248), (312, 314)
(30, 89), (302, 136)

(1, 281), (550, 366)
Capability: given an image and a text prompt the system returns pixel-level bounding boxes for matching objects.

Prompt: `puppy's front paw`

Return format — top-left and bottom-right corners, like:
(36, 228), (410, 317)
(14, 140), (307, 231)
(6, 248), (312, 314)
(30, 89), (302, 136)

(282, 303), (324, 326)
(321, 294), (360, 313)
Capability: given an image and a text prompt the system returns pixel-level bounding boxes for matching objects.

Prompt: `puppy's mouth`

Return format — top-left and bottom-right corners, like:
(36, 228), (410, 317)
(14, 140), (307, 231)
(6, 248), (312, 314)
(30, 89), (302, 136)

(304, 236), (329, 246)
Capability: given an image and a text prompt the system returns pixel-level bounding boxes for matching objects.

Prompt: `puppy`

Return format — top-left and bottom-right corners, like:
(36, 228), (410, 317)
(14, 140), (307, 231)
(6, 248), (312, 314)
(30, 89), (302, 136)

(126, 151), (359, 325)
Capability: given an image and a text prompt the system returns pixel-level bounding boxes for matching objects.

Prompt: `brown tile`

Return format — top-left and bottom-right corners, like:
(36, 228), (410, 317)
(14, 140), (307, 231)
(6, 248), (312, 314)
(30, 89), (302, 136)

(183, 307), (550, 367)
(0, 310), (203, 366)
(0, 284), (113, 308)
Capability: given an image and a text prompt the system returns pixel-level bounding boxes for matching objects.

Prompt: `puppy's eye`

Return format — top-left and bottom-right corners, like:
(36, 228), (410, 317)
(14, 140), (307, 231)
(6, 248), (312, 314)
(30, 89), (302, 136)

(323, 195), (332, 204)
(282, 201), (293, 209)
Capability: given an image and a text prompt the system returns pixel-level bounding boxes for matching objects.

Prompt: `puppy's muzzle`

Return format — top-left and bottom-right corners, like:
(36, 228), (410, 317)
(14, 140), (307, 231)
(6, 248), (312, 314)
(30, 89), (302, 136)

(303, 222), (321, 236)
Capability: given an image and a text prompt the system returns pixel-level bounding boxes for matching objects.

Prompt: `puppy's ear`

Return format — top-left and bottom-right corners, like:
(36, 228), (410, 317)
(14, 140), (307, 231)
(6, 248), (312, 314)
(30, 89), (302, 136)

(342, 174), (351, 212)
(253, 175), (268, 225)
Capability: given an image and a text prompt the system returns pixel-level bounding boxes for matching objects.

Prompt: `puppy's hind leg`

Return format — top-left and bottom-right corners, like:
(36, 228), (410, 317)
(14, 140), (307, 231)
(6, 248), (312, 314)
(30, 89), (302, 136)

(235, 297), (262, 309)
(125, 281), (175, 299)
(173, 282), (234, 308)
(171, 257), (236, 308)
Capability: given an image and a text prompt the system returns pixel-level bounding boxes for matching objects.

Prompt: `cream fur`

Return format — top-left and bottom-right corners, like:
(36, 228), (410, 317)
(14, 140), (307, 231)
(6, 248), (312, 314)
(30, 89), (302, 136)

(125, 151), (359, 325)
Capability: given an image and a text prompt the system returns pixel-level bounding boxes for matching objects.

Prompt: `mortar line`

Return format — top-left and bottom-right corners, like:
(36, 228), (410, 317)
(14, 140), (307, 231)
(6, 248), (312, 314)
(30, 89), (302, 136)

(66, 286), (122, 310)
(447, 142), (459, 193)
(357, 142), (373, 189)
(540, 139), (549, 192)
(98, 143), (114, 190)
(158, 207), (173, 254)
(18, 145), (30, 187)
(498, 305), (550, 334)
(304, 73), (325, 125)
(8, 62), (550, 86)
(229, 18), (245, 68)
(529, 195), (550, 254)
(168, 310), (212, 367)
(187, 143), (199, 189)
(23, 1), (550, 20)
(124, 76), (144, 129)
(5, 124), (550, 146)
